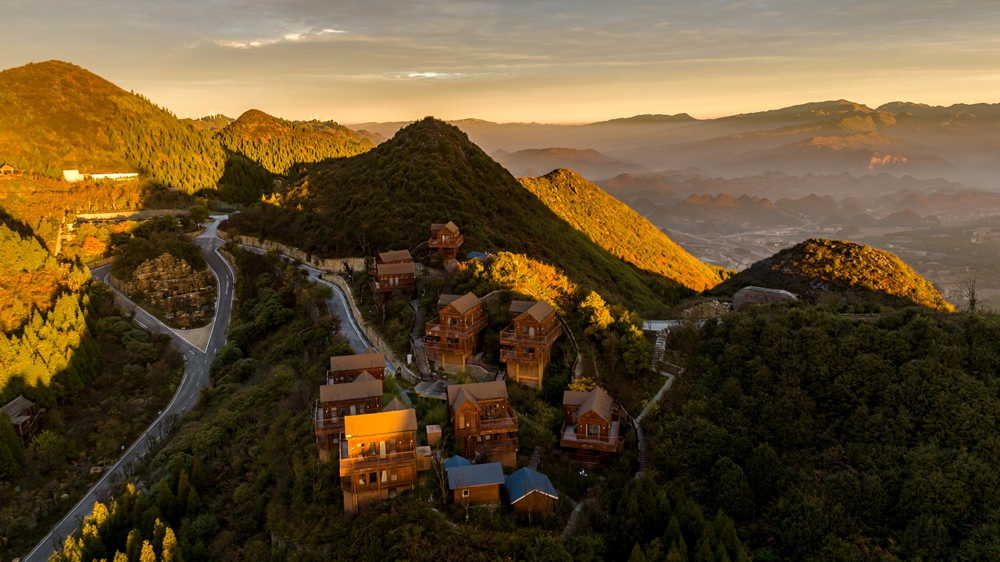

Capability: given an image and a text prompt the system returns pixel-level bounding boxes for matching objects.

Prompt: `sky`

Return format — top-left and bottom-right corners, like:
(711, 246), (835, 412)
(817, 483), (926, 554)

(2, 0), (1000, 124)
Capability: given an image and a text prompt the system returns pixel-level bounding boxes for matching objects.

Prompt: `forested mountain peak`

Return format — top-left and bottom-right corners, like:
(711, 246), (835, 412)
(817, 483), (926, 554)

(215, 108), (375, 175)
(715, 238), (953, 311)
(225, 117), (715, 311)
(0, 60), (225, 192)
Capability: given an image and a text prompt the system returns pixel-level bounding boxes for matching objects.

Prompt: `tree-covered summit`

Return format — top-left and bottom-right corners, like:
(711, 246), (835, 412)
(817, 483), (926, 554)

(0, 60), (225, 193)
(224, 117), (715, 312)
(215, 109), (375, 176)
(714, 238), (953, 311)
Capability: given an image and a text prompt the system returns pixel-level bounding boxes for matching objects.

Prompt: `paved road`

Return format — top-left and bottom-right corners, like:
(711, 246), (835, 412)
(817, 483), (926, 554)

(238, 245), (375, 357)
(23, 218), (236, 562)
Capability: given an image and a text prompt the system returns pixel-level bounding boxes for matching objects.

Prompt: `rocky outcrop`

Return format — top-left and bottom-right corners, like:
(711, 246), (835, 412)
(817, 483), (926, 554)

(124, 253), (215, 324)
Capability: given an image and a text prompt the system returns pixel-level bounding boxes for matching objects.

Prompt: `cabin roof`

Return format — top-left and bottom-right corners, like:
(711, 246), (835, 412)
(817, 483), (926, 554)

(509, 300), (535, 315)
(448, 462), (505, 489)
(378, 249), (412, 263)
(382, 397), (408, 412)
(443, 455), (472, 470)
(504, 467), (558, 503)
(431, 221), (459, 234)
(377, 262), (415, 276)
(344, 408), (417, 438)
(518, 300), (555, 323)
(563, 387), (614, 421)
(330, 352), (385, 373)
(1, 395), (34, 420)
(442, 292), (481, 315)
(447, 381), (508, 410)
(438, 294), (460, 307)
(319, 380), (383, 403)
(356, 371), (376, 382)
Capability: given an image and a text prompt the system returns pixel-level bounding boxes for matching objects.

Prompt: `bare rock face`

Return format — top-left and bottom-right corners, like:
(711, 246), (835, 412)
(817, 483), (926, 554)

(126, 253), (215, 324)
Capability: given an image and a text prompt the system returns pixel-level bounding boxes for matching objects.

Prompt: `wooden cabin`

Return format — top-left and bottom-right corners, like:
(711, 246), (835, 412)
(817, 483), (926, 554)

(328, 350), (385, 384)
(504, 467), (558, 515)
(340, 409), (419, 514)
(446, 381), (518, 468)
(448, 462), (505, 507)
(559, 387), (623, 467)
(0, 163), (17, 176)
(370, 260), (416, 299)
(429, 221), (464, 261)
(500, 300), (563, 389)
(367, 249), (413, 274)
(425, 293), (487, 371)
(313, 373), (383, 462)
(1, 395), (39, 447)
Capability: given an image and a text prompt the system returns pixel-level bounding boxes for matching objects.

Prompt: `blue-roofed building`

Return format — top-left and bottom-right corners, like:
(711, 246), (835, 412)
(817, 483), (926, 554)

(504, 467), (558, 515)
(443, 455), (472, 471)
(447, 462), (505, 506)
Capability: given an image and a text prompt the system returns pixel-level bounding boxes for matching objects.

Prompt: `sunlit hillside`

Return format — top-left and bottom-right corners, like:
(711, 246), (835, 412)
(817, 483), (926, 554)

(0, 60), (225, 193)
(715, 238), (954, 311)
(519, 169), (723, 292)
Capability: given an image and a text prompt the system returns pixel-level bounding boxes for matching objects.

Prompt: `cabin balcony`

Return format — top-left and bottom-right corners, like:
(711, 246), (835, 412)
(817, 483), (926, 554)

(559, 420), (623, 453)
(478, 415), (518, 431)
(371, 279), (415, 294)
(500, 326), (562, 348)
(429, 234), (464, 249)
(312, 402), (346, 435)
(339, 449), (419, 472)
(340, 471), (418, 493)
(475, 437), (518, 454)
(500, 347), (545, 364)
(426, 315), (488, 340)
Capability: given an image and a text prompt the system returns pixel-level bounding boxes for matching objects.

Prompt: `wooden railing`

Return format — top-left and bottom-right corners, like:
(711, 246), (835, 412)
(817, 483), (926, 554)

(339, 451), (417, 471)
(479, 416), (517, 430)
(426, 315), (488, 339)
(499, 326), (562, 347)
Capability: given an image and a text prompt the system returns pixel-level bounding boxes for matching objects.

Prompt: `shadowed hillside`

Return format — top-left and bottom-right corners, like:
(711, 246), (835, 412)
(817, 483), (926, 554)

(0, 60), (226, 193)
(215, 109), (375, 176)
(518, 169), (722, 291)
(225, 118), (722, 311)
(713, 238), (954, 311)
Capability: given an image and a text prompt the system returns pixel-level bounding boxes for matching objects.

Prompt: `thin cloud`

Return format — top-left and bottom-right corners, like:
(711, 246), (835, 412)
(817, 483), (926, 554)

(216, 27), (346, 49)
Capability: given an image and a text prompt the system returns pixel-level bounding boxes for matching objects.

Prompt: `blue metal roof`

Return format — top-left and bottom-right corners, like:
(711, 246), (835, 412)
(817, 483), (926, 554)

(466, 251), (491, 261)
(504, 467), (558, 503)
(443, 455), (472, 470)
(448, 462), (505, 489)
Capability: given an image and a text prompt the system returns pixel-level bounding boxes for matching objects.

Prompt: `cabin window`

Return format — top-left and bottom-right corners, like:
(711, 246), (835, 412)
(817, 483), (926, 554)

(358, 474), (367, 485)
(350, 405), (357, 416)
(391, 469), (398, 482)
(484, 434), (492, 441)
(588, 424), (601, 437)
(458, 414), (466, 428)
(358, 443), (367, 456)
(526, 348), (535, 355)
(381, 470), (388, 483)
(348, 376), (355, 383)
(390, 440), (398, 453)
(449, 317), (458, 327)
(462, 489), (470, 498)
(368, 442), (377, 456)
(369, 472), (377, 484)
(339, 406), (347, 418)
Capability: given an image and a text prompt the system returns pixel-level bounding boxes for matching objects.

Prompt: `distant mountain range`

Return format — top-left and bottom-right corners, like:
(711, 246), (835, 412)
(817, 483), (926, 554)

(351, 99), (1000, 188)
(491, 147), (647, 180)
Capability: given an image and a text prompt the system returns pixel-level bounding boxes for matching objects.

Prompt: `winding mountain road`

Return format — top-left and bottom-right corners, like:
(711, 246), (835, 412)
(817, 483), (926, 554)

(23, 218), (236, 562)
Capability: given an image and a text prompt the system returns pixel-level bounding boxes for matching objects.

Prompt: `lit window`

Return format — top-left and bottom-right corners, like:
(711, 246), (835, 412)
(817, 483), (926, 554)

(462, 489), (470, 497)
